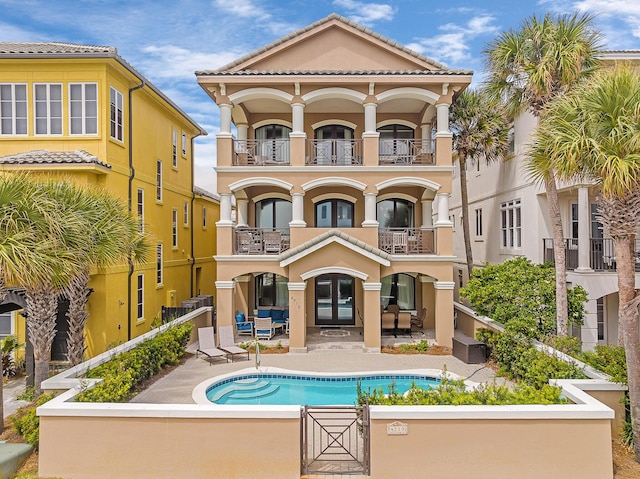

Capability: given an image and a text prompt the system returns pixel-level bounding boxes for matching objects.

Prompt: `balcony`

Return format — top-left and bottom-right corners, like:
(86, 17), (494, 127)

(378, 228), (435, 254)
(305, 139), (363, 165)
(234, 228), (291, 255)
(233, 139), (290, 166)
(543, 238), (640, 272)
(379, 139), (433, 165)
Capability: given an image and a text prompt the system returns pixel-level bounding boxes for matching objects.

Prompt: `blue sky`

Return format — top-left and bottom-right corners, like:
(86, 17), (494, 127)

(2, 0), (639, 192)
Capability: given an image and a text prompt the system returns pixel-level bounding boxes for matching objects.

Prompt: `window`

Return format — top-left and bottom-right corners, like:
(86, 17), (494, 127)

(172, 209), (178, 248)
(256, 273), (289, 307)
(183, 201), (189, 226)
(34, 83), (62, 135)
(475, 208), (483, 236)
(156, 160), (162, 201)
(109, 87), (123, 141)
(380, 273), (415, 310)
(458, 269), (463, 288)
(315, 199), (354, 227)
(377, 199), (414, 228)
(137, 188), (144, 233)
(137, 274), (144, 320)
(69, 83), (97, 134)
(156, 244), (163, 285)
(500, 199), (522, 248)
(0, 312), (13, 340)
(181, 131), (187, 156)
(172, 129), (178, 167)
(202, 206), (207, 228)
(0, 83), (27, 135)
(255, 198), (292, 228)
(597, 297), (605, 342)
(508, 127), (515, 155)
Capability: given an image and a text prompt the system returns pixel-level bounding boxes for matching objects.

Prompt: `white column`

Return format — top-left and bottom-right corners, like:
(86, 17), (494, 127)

(217, 193), (233, 226)
(219, 104), (233, 135)
(236, 124), (248, 151)
(421, 123), (433, 153)
(290, 193), (306, 227)
(576, 186), (592, 272)
(421, 199), (434, 228)
(434, 193), (452, 226)
(291, 103), (305, 135)
(364, 103), (377, 134)
(362, 192), (378, 227)
(236, 198), (248, 227)
(436, 103), (450, 134)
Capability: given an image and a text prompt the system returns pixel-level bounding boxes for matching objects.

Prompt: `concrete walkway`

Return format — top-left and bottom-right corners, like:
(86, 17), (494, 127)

(131, 349), (498, 404)
(3, 378), (28, 419)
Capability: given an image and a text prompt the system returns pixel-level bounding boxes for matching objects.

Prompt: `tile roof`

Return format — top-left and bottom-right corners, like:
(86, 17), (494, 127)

(193, 186), (220, 202)
(200, 13), (452, 75)
(279, 228), (392, 263)
(0, 149), (111, 169)
(0, 42), (206, 135)
(201, 69), (473, 76)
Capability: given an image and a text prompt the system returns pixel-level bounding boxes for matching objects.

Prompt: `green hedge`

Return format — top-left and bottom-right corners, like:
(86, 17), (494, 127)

(476, 328), (587, 389)
(11, 393), (55, 447)
(76, 322), (193, 402)
(358, 376), (566, 406)
(578, 344), (627, 384)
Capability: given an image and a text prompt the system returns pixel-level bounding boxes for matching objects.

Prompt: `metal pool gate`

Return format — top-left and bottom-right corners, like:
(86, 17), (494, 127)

(301, 405), (370, 475)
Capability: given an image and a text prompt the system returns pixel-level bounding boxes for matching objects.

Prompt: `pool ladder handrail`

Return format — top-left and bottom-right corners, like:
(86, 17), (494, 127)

(255, 338), (261, 369)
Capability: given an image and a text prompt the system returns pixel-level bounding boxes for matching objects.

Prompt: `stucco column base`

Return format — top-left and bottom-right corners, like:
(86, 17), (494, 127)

(216, 135), (233, 167)
(215, 281), (235, 328)
(362, 132), (379, 166)
(363, 282), (382, 350)
(289, 133), (306, 166)
(434, 133), (452, 166)
(216, 224), (233, 256)
(288, 283), (306, 350)
(434, 282), (454, 348)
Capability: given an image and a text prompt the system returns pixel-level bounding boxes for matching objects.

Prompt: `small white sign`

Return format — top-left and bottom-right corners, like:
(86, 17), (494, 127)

(387, 421), (408, 435)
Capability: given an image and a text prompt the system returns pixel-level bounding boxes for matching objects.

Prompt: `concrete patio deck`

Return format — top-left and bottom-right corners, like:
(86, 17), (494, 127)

(131, 327), (498, 405)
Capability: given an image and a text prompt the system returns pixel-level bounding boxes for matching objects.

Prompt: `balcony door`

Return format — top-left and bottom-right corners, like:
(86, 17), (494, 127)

(314, 125), (354, 165)
(315, 199), (354, 228)
(255, 124), (291, 163)
(315, 274), (355, 326)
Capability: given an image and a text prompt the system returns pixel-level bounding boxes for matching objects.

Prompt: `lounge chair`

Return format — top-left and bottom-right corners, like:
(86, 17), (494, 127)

(254, 318), (275, 340)
(218, 325), (249, 362)
(196, 327), (229, 365)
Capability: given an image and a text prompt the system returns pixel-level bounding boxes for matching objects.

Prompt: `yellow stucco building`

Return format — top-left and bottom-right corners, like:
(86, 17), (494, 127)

(0, 42), (218, 365)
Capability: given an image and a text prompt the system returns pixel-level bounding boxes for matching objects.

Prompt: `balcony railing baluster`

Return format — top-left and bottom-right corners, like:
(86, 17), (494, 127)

(234, 227), (290, 255)
(378, 227), (435, 254)
(234, 139), (290, 166)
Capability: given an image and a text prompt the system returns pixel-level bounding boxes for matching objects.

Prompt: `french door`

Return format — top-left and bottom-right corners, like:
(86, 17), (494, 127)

(315, 274), (355, 326)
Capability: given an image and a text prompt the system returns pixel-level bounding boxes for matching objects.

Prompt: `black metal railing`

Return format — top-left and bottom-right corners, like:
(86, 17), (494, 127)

(305, 139), (363, 165)
(379, 138), (434, 165)
(233, 139), (290, 165)
(234, 227), (290, 255)
(378, 228), (435, 254)
(542, 237), (640, 272)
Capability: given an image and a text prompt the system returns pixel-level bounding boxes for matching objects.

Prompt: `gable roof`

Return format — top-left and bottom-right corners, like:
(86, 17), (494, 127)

(0, 149), (111, 169)
(0, 42), (206, 135)
(279, 229), (391, 267)
(198, 13), (468, 76)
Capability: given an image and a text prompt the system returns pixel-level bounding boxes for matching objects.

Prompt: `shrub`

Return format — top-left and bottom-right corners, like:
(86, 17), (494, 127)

(357, 376), (567, 406)
(579, 344), (627, 384)
(478, 328), (587, 388)
(11, 393), (55, 447)
(76, 322), (192, 402)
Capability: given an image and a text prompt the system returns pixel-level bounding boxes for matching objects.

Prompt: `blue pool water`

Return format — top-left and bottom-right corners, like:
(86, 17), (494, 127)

(206, 373), (440, 405)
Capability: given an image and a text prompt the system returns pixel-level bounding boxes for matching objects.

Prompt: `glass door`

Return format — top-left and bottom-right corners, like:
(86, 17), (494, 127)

(315, 274), (354, 326)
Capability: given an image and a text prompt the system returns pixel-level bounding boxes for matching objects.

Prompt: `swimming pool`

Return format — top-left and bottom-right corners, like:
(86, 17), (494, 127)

(196, 369), (442, 406)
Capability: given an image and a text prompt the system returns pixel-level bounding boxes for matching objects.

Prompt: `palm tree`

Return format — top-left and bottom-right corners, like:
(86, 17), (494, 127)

(57, 185), (149, 366)
(484, 12), (602, 336)
(531, 65), (640, 461)
(450, 89), (511, 278)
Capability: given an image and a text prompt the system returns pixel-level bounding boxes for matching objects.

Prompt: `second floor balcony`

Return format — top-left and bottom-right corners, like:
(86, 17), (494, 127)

(378, 228), (435, 255)
(234, 227), (291, 255)
(543, 237), (640, 272)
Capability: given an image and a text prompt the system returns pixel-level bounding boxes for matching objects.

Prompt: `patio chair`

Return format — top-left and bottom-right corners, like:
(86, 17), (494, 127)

(196, 327), (229, 365)
(411, 307), (426, 330)
(236, 230), (262, 254)
(234, 312), (254, 336)
(218, 325), (250, 362)
(381, 311), (396, 332)
(254, 318), (276, 340)
(263, 230), (282, 254)
(397, 312), (412, 337)
(392, 232), (407, 253)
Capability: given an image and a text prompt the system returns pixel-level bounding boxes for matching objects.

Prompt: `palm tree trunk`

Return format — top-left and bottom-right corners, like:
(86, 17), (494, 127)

(459, 157), (474, 278)
(546, 175), (569, 336)
(615, 236), (640, 461)
(65, 270), (90, 366)
(25, 284), (58, 396)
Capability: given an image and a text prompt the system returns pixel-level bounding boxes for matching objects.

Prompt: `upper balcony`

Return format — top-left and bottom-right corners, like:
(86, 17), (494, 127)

(543, 238), (640, 272)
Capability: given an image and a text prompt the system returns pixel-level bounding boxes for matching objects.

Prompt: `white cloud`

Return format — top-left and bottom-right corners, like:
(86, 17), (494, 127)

(407, 15), (500, 67)
(0, 21), (49, 41)
(139, 45), (241, 81)
(332, 0), (396, 26)
(212, 0), (298, 36)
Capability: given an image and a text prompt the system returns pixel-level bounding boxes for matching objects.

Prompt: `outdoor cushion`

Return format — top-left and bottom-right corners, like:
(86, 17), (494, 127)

(284, 309), (289, 320)
(271, 309), (284, 322)
(257, 309), (271, 318)
(235, 312), (246, 322)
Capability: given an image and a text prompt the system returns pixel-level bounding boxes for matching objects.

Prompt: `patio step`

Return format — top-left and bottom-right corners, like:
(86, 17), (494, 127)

(307, 342), (365, 352)
(232, 384), (280, 400)
(209, 379), (276, 402)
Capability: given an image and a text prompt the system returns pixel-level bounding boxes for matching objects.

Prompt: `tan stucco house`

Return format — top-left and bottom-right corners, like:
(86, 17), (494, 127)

(197, 14), (472, 351)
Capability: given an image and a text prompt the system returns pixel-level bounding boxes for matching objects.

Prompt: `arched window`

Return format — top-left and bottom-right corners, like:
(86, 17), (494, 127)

(381, 273), (415, 310)
(313, 125), (355, 165)
(315, 199), (354, 228)
(255, 198), (291, 229)
(377, 199), (414, 228)
(254, 124), (291, 163)
(378, 124), (414, 158)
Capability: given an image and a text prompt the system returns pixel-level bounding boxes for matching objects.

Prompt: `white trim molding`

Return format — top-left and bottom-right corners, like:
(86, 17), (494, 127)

(287, 282), (306, 291)
(303, 88), (366, 105)
(434, 281), (455, 290)
(301, 267), (368, 281)
(302, 177), (367, 192)
(215, 281), (235, 289)
(376, 177), (441, 192)
(362, 282), (382, 291)
(229, 177), (293, 192)
(376, 87), (439, 105)
(229, 88), (293, 104)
